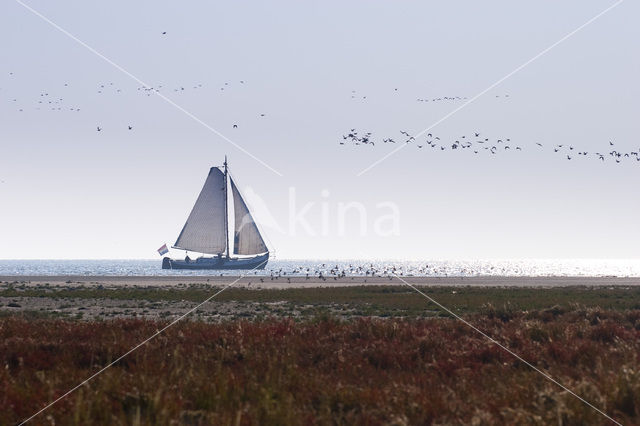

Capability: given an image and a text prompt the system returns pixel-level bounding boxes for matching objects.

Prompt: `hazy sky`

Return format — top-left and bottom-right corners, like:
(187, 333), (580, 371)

(1, 0), (639, 260)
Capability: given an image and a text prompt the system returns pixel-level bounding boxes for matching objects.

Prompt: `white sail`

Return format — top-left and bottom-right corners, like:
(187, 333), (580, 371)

(174, 167), (227, 254)
(230, 177), (268, 255)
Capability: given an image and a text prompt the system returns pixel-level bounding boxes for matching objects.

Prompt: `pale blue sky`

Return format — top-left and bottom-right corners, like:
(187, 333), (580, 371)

(1, 0), (638, 259)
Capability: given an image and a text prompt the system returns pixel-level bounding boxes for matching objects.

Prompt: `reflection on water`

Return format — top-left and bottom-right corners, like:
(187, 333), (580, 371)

(1, 259), (640, 277)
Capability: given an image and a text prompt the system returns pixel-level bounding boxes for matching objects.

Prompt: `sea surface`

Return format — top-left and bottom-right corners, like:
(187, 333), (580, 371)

(1, 259), (640, 277)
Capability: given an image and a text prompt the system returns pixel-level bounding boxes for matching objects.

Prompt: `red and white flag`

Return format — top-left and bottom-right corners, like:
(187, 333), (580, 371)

(157, 244), (169, 256)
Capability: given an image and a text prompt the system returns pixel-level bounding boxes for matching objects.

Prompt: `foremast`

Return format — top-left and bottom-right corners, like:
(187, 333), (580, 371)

(223, 156), (230, 259)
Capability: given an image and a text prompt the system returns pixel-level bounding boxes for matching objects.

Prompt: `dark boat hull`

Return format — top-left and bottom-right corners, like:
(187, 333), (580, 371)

(162, 253), (269, 270)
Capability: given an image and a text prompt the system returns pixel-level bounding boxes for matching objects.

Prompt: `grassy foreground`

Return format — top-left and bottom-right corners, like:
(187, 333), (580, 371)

(3, 285), (640, 319)
(2, 308), (640, 425)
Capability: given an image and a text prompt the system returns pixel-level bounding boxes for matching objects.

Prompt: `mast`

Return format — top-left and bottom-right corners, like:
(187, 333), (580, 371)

(223, 156), (230, 258)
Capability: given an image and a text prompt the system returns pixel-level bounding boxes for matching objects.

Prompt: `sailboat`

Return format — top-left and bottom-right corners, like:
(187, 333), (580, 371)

(161, 157), (270, 270)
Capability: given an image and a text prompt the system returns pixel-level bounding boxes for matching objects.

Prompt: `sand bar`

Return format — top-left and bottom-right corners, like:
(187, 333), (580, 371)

(2, 275), (640, 289)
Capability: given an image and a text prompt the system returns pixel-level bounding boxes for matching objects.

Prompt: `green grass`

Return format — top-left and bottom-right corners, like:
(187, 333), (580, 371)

(3, 285), (640, 318)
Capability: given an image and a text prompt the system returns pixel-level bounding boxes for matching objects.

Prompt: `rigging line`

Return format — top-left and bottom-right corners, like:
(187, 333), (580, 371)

(391, 273), (621, 425)
(19, 259), (268, 425)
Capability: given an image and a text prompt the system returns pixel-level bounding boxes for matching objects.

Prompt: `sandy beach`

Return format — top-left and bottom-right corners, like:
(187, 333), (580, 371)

(3, 275), (640, 289)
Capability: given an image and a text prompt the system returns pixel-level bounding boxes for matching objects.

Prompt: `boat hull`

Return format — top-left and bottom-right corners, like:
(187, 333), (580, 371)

(162, 253), (269, 270)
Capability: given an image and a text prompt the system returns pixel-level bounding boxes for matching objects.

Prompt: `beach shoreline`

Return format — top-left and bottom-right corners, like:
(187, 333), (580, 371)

(2, 275), (640, 289)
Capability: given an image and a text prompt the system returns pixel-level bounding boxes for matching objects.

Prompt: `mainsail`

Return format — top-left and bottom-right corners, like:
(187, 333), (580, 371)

(174, 167), (227, 254)
(230, 177), (268, 255)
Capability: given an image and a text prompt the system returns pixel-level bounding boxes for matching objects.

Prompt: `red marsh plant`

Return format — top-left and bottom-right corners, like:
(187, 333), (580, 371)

(1, 309), (639, 425)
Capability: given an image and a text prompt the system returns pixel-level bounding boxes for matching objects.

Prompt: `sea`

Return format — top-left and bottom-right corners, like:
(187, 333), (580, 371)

(1, 259), (640, 277)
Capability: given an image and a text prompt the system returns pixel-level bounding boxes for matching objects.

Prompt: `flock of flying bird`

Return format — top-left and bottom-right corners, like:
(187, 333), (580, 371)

(258, 264), (411, 282)
(4, 69), (639, 166)
(416, 94), (510, 103)
(2, 79), (82, 114)
(259, 263), (479, 282)
(340, 129), (640, 165)
(349, 87), (511, 104)
(2, 70), (257, 132)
